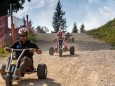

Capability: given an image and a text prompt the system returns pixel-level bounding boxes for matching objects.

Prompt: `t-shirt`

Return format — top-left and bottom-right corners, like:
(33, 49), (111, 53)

(57, 38), (63, 45)
(10, 40), (39, 60)
(55, 38), (64, 47)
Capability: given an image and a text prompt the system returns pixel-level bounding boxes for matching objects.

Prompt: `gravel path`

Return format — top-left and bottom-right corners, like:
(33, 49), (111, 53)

(0, 33), (115, 86)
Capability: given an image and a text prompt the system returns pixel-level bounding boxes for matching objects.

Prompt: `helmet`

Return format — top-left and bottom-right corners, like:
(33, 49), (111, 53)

(57, 31), (62, 36)
(18, 27), (28, 35)
(67, 32), (70, 35)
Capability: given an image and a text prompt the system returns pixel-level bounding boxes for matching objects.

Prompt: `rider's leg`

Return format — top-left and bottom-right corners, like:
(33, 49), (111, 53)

(0, 57), (21, 77)
(63, 44), (68, 51)
(19, 56), (33, 76)
(55, 45), (58, 51)
(0, 57), (10, 79)
(54, 45), (58, 53)
(0, 64), (6, 75)
(0, 57), (10, 75)
(0, 64), (6, 79)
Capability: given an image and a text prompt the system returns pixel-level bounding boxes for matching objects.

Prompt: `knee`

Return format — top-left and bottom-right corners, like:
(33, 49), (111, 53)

(23, 56), (29, 62)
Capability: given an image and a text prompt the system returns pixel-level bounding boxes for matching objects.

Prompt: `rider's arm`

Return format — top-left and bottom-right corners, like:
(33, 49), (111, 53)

(30, 42), (42, 54)
(36, 48), (42, 54)
(29, 48), (42, 54)
(4, 41), (17, 52)
(52, 39), (57, 43)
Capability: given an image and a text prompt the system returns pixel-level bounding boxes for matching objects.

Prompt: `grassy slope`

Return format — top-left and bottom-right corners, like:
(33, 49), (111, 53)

(87, 18), (115, 48)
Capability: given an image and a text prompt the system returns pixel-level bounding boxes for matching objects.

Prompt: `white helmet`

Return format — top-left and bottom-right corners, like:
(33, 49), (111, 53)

(18, 27), (28, 35)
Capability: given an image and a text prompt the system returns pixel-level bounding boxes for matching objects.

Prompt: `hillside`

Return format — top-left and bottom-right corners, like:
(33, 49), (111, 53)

(87, 18), (115, 48)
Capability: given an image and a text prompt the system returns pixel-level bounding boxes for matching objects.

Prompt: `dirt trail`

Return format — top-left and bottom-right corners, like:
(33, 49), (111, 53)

(0, 33), (115, 86)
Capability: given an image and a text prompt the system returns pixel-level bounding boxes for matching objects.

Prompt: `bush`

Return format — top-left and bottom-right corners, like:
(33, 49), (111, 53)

(0, 48), (5, 54)
(28, 31), (38, 42)
(0, 48), (6, 58)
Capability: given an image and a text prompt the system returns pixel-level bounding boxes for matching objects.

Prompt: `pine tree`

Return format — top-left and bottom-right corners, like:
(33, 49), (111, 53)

(80, 23), (85, 33)
(52, 0), (67, 32)
(72, 22), (78, 33)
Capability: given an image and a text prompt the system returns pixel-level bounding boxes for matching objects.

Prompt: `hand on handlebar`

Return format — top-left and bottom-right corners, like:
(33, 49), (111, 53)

(52, 39), (57, 43)
(4, 47), (42, 54)
(29, 48), (42, 54)
(4, 47), (11, 53)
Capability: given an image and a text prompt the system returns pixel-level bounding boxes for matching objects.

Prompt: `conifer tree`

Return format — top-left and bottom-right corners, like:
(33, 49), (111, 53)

(52, 0), (67, 32)
(72, 22), (78, 33)
(80, 23), (85, 33)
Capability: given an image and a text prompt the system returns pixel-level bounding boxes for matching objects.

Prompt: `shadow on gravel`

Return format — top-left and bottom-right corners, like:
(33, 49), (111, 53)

(62, 54), (80, 58)
(14, 78), (61, 86)
(53, 54), (79, 58)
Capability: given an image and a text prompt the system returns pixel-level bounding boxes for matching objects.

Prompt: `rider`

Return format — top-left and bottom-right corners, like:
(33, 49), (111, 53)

(0, 27), (42, 78)
(53, 31), (68, 51)
(65, 32), (72, 40)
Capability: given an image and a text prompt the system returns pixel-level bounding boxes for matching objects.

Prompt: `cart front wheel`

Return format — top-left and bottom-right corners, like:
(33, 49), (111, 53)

(37, 64), (47, 79)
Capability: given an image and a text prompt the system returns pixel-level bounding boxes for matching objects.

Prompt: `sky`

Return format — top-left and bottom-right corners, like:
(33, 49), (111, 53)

(12, 0), (115, 32)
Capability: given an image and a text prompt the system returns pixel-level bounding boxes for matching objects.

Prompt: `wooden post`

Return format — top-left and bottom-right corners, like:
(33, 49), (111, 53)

(26, 15), (30, 32)
(23, 17), (25, 27)
(10, 4), (15, 43)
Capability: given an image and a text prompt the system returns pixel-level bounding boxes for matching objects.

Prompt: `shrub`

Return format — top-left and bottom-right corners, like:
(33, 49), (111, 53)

(28, 31), (38, 42)
(0, 48), (5, 54)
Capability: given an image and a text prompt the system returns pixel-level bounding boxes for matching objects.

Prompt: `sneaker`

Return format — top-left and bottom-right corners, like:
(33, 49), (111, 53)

(55, 48), (58, 51)
(55, 48), (58, 53)
(12, 69), (21, 80)
(21, 72), (25, 77)
(0, 68), (6, 80)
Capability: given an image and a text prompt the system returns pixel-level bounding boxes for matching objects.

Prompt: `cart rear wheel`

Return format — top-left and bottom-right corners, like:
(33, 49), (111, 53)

(70, 46), (75, 55)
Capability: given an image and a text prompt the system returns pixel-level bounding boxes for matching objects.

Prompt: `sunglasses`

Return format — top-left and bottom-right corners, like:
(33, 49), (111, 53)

(20, 35), (26, 37)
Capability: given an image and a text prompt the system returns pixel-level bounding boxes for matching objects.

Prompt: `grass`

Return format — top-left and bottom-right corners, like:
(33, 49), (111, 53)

(0, 48), (6, 59)
(28, 31), (38, 42)
(86, 18), (115, 49)
(87, 28), (115, 49)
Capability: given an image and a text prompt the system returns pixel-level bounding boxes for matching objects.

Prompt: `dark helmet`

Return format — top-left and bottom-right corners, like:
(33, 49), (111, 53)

(18, 27), (29, 35)
(67, 32), (70, 35)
